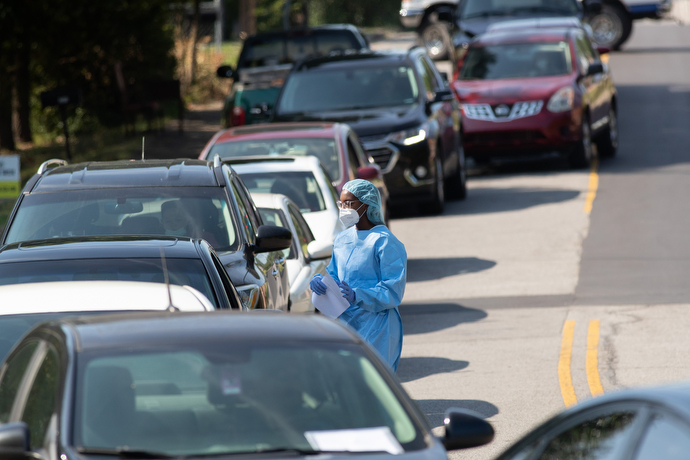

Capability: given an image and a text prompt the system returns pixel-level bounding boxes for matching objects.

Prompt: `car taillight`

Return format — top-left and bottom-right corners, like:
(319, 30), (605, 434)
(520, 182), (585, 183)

(230, 106), (246, 126)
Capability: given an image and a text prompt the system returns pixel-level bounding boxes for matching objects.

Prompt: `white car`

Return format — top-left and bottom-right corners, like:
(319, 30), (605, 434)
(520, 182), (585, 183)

(228, 156), (345, 246)
(251, 193), (332, 313)
(0, 280), (216, 362)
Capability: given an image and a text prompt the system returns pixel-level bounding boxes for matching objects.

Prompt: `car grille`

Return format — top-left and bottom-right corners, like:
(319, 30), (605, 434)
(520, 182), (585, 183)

(465, 130), (546, 144)
(367, 147), (395, 170)
(463, 101), (544, 122)
(359, 133), (388, 143)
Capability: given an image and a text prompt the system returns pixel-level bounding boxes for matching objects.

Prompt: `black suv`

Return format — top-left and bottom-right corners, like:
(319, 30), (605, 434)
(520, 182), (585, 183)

(1, 159), (292, 310)
(216, 25), (369, 127)
(271, 48), (466, 214)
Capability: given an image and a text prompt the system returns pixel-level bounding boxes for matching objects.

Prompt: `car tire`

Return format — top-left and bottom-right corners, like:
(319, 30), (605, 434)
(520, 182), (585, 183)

(423, 157), (445, 215)
(586, 2), (632, 50)
(570, 114), (594, 169)
(421, 22), (452, 61)
(446, 148), (467, 201)
(597, 107), (618, 158)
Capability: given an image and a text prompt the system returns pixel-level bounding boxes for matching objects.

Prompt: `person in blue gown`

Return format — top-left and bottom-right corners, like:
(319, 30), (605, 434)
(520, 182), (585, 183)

(310, 179), (407, 371)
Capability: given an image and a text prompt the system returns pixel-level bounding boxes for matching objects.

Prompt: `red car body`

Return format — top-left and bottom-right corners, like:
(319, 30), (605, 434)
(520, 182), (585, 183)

(452, 25), (617, 167)
(199, 122), (389, 200)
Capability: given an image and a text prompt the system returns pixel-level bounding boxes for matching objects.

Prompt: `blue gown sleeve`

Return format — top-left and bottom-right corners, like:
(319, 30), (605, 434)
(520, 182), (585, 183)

(352, 237), (406, 313)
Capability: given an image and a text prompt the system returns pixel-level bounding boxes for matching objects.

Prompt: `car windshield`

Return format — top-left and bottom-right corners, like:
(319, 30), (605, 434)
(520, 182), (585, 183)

(0, 259), (218, 308)
(73, 343), (425, 457)
(240, 172), (326, 213)
(460, 42), (572, 80)
(277, 65), (419, 114)
(5, 188), (238, 251)
(239, 31), (363, 69)
(210, 138), (341, 182)
(461, 0), (579, 19)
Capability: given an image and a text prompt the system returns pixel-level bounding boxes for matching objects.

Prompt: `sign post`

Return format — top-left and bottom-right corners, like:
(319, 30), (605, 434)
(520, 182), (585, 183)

(0, 155), (20, 199)
(40, 87), (82, 161)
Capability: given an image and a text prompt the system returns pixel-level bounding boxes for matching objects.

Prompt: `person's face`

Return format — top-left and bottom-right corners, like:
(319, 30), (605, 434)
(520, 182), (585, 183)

(338, 190), (367, 216)
(162, 204), (188, 231)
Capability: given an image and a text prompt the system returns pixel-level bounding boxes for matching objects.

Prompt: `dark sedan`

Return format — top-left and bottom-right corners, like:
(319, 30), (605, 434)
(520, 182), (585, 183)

(271, 48), (467, 214)
(0, 236), (242, 310)
(0, 312), (494, 459)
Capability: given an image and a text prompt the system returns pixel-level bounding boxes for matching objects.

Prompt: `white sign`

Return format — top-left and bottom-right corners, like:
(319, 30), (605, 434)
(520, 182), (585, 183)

(0, 155), (20, 198)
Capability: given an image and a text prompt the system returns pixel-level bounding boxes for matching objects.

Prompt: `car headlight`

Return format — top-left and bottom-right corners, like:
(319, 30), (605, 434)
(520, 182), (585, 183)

(236, 284), (261, 310)
(390, 124), (428, 145)
(547, 87), (574, 113)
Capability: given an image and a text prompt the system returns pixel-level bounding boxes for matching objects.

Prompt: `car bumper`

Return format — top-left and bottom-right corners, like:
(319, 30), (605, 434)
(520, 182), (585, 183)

(400, 8), (424, 28)
(462, 110), (582, 160)
(362, 137), (436, 205)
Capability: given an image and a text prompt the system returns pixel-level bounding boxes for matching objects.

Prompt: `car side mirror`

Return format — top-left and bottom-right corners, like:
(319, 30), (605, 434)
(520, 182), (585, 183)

(584, 0), (603, 13)
(307, 240), (332, 260)
(0, 422), (32, 459)
(356, 166), (380, 180)
(253, 225), (292, 253)
(432, 89), (455, 103)
(587, 62), (604, 76)
(441, 408), (494, 451)
(217, 65), (235, 79)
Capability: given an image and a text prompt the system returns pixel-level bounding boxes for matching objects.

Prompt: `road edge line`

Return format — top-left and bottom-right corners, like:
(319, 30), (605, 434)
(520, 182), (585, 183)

(586, 319), (605, 397)
(584, 157), (599, 214)
(559, 320), (577, 407)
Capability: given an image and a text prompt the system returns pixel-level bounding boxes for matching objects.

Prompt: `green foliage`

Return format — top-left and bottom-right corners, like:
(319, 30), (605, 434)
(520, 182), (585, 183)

(311, 0), (401, 27)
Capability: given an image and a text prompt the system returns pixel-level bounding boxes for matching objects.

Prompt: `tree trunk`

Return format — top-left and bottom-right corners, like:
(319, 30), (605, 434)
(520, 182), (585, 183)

(190, 0), (201, 84)
(14, 39), (32, 143)
(240, 0), (256, 38)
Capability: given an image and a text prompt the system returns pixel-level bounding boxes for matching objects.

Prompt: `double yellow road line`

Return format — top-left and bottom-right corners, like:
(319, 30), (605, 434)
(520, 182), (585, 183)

(558, 320), (604, 407)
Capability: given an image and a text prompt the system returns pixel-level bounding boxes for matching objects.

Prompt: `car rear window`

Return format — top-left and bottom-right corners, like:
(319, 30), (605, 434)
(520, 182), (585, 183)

(461, 0), (579, 18)
(461, 42), (572, 80)
(239, 30), (363, 69)
(210, 138), (341, 183)
(5, 188), (239, 251)
(240, 172), (326, 213)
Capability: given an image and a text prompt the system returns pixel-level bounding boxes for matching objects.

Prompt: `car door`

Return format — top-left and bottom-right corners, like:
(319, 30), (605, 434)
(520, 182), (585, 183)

(287, 202), (328, 309)
(574, 31), (607, 132)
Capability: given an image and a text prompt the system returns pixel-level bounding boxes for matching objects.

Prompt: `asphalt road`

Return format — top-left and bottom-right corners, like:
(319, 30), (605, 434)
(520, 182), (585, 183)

(382, 21), (690, 459)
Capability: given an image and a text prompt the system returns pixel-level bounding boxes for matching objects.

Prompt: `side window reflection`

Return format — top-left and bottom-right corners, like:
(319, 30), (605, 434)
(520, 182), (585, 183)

(635, 412), (690, 460)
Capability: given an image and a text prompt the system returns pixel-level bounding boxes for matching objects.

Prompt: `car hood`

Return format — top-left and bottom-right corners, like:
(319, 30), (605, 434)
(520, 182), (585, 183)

(452, 76), (572, 105)
(276, 104), (424, 138)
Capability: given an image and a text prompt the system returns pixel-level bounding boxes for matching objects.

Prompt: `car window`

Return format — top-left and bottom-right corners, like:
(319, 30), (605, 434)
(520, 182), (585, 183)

(4, 188), (238, 251)
(230, 181), (257, 244)
(461, 0), (579, 17)
(320, 165), (340, 204)
(634, 412), (690, 460)
(0, 259), (219, 309)
(575, 33), (596, 74)
(414, 57), (435, 99)
(422, 56), (442, 91)
(461, 42), (572, 80)
(21, 345), (60, 451)
(0, 341), (39, 424)
(235, 176), (263, 233)
(258, 208), (295, 260)
(210, 251), (242, 309)
(288, 204), (314, 260)
(536, 411), (638, 460)
(74, 343), (426, 457)
(209, 138), (341, 183)
(345, 138), (360, 180)
(241, 171), (326, 213)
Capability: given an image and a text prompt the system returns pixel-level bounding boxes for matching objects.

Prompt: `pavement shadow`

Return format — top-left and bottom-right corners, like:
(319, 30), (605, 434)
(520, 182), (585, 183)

(397, 357), (469, 383)
(400, 303), (487, 335)
(407, 257), (496, 282)
(414, 399), (499, 428)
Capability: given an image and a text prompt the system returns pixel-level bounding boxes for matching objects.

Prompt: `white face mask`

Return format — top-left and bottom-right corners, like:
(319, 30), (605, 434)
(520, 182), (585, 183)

(339, 204), (364, 228)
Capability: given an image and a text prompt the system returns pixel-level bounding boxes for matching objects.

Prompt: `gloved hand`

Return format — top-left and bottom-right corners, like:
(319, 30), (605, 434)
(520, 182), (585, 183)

(310, 274), (327, 296)
(337, 281), (356, 304)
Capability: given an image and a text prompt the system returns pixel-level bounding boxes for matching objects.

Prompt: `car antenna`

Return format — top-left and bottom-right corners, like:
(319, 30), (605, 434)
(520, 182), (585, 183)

(160, 246), (179, 312)
(142, 136), (145, 160)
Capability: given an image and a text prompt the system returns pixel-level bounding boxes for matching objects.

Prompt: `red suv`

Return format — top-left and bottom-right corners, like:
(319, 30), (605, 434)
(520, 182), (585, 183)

(452, 24), (617, 168)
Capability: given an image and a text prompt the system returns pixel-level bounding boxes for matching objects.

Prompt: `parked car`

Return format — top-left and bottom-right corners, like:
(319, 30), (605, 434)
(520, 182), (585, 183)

(0, 311), (494, 459)
(0, 236), (242, 310)
(216, 25), (369, 127)
(199, 122), (389, 198)
(224, 156), (346, 245)
(0, 159), (292, 310)
(251, 193), (331, 313)
(496, 381), (690, 460)
(271, 48), (467, 214)
(452, 24), (617, 168)
(0, 280), (217, 362)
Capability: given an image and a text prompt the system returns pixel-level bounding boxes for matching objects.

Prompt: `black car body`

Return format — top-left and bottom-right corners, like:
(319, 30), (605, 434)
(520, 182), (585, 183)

(272, 48), (466, 214)
(0, 236), (242, 310)
(0, 159), (292, 311)
(217, 25), (370, 127)
(0, 312), (494, 459)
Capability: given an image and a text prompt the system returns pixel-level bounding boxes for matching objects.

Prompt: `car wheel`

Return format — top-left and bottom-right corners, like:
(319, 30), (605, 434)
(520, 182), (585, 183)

(421, 22), (451, 61)
(446, 147), (467, 201)
(597, 107), (618, 158)
(570, 114), (593, 169)
(586, 2), (632, 50)
(423, 157), (445, 215)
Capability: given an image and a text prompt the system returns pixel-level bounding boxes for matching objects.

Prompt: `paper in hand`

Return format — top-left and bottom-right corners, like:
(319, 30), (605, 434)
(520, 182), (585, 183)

(311, 273), (350, 318)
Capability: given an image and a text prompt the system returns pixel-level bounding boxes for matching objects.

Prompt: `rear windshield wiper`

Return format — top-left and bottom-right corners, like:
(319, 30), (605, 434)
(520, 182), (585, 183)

(76, 447), (173, 458)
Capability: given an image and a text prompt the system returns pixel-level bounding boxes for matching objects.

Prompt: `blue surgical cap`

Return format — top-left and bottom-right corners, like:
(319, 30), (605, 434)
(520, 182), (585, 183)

(343, 179), (385, 226)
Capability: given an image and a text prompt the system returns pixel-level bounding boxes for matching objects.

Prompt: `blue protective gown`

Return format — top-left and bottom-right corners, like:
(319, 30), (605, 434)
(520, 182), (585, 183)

(327, 225), (407, 371)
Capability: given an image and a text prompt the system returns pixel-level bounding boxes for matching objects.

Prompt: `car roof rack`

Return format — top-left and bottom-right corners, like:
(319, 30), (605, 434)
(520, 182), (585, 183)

(38, 159), (68, 174)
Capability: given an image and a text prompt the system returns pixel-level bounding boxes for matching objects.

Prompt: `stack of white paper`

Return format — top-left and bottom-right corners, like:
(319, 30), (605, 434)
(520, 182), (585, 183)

(311, 273), (350, 318)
